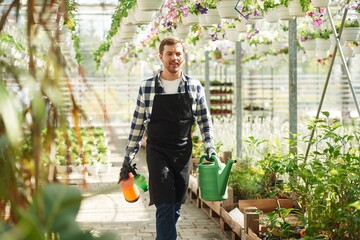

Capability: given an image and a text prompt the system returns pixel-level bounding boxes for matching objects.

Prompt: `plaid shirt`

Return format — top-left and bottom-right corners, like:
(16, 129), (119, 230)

(124, 72), (215, 159)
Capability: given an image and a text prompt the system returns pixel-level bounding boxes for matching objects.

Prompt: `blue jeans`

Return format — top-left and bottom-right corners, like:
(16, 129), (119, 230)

(155, 202), (181, 240)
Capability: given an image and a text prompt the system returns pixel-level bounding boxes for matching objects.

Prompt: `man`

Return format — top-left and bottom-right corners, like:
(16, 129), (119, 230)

(120, 37), (217, 240)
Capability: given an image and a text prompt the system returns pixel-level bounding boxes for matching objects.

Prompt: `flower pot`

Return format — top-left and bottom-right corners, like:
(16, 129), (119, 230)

(136, 0), (162, 11)
(341, 27), (360, 42)
(86, 164), (100, 175)
(56, 165), (70, 174)
(235, 21), (249, 32)
(264, 8), (280, 23)
(300, 39), (316, 51)
(174, 23), (190, 39)
(352, 46), (360, 55)
(257, 43), (270, 54)
(120, 22), (137, 34)
(123, 14), (135, 25)
(216, 0), (239, 19)
(312, 0), (330, 7)
(71, 164), (86, 174)
(272, 41), (286, 51)
(277, 5), (292, 20)
(182, 13), (199, 25)
(306, 49), (316, 58)
(316, 49), (329, 58)
(288, 0), (306, 17)
(225, 28), (240, 42)
(315, 38), (332, 51)
(199, 9), (221, 27)
(99, 163), (112, 174)
(134, 7), (156, 24)
(342, 46), (353, 58)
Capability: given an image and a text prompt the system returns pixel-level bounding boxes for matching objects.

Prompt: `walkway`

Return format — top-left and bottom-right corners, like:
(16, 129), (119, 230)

(76, 126), (230, 240)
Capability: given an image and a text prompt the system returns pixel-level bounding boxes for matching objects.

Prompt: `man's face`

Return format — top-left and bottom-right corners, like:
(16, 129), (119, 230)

(159, 43), (184, 74)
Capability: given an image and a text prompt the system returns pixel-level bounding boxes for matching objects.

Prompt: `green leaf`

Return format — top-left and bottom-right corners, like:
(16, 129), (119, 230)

(25, 184), (85, 239)
(322, 111), (330, 118)
(349, 201), (360, 210)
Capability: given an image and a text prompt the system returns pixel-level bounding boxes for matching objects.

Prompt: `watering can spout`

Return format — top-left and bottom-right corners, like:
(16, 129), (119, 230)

(215, 156), (236, 196)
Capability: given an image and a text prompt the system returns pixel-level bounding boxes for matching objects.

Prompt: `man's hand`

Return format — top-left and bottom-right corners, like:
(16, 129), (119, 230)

(206, 147), (217, 160)
(119, 157), (132, 182)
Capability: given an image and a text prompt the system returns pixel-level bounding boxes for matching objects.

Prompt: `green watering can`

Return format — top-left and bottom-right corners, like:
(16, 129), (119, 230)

(198, 154), (236, 201)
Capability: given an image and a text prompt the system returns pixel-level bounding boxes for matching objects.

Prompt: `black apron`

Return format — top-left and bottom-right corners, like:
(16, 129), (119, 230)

(146, 76), (194, 205)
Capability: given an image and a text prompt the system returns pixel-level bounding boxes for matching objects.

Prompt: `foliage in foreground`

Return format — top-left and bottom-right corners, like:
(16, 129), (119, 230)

(230, 112), (360, 239)
(0, 184), (116, 240)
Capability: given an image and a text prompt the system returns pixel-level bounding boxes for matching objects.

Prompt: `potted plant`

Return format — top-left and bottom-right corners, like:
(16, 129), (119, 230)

(288, 0), (312, 17)
(298, 27), (317, 51)
(262, 0), (281, 23)
(341, 18), (360, 42)
(314, 29), (333, 57)
(280, 112), (360, 239)
(223, 20), (241, 41)
(216, 0), (241, 19)
(277, 0), (293, 20)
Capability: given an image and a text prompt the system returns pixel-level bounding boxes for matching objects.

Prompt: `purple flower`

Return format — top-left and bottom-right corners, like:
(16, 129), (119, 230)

(195, 3), (208, 14)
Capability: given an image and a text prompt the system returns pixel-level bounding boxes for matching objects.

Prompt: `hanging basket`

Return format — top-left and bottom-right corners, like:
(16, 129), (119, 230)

(277, 5), (292, 20)
(312, 0), (330, 8)
(353, 45), (360, 55)
(216, 0), (239, 19)
(225, 28), (240, 42)
(264, 8), (280, 23)
(182, 13), (199, 25)
(174, 23), (190, 39)
(316, 49), (329, 58)
(300, 39), (316, 51)
(136, 0), (162, 11)
(134, 7), (156, 24)
(341, 27), (360, 42)
(342, 46), (354, 58)
(207, 9), (221, 25)
(315, 38), (332, 51)
(288, 0), (306, 17)
(305, 49), (316, 58)
(235, 20), (249, 32)
(199, 9), (221, 27)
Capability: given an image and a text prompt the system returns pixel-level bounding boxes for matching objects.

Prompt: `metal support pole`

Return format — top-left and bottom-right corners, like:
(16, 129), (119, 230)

(235, 41), (243, 157)
(288, 18), (297, 154)
(326, 6), (360, 115)
(304, 1), (360, 159)
(204, 50), (210, 109)
(184, 52), (189, 75)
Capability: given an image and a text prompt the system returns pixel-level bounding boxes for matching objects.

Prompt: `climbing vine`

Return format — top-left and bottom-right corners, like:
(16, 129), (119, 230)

(93, 0), (136, 68)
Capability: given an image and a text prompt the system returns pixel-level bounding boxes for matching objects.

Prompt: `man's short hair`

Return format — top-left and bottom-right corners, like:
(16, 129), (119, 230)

(159, 37), (185, 55)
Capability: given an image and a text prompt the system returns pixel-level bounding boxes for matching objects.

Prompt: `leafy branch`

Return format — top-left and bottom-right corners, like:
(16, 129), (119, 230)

(93, 0), (136, 69)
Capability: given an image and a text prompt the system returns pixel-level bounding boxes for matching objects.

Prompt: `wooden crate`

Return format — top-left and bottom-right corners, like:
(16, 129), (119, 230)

(200, 188), (234, 224)
(238, 198), (295, 214)
(188, 174), (201, 208)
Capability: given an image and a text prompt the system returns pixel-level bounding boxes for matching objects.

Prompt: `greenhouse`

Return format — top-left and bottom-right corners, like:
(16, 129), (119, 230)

(1, 0), (360, 239)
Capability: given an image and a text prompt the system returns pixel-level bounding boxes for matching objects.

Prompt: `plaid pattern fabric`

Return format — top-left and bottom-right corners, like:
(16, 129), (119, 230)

(124, 72), (215, 159)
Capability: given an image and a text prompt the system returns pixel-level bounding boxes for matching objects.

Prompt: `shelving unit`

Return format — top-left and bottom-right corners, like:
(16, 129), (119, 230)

(209, 80), (234, 117)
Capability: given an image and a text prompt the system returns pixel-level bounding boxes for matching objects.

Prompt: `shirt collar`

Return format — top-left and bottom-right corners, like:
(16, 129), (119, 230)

(156, 71), (187, 88)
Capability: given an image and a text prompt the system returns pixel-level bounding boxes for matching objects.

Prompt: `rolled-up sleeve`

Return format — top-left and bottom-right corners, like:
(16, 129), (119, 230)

(125, 86), (146, 159)
(195, 84), (215, 150)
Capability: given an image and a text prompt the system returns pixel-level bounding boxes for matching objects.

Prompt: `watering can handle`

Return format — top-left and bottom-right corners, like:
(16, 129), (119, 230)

(199, 154), (219, 165)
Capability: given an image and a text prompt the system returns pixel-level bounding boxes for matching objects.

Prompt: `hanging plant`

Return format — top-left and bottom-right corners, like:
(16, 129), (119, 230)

(188, 0), (216, 15)
(65, 0), (82, 64)
(93, 0), (137, 68)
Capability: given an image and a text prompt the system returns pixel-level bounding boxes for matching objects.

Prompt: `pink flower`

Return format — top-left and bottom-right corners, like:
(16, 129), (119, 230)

(313, 18), (323, 27)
